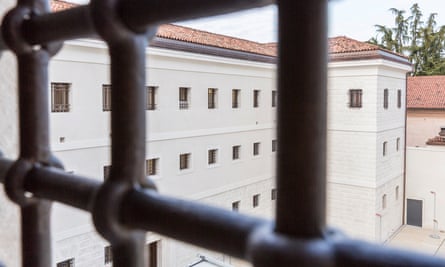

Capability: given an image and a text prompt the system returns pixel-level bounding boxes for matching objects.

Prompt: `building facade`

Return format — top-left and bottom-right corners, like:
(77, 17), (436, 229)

(326, 37), (411, 241)
(406, 75), (445, 147)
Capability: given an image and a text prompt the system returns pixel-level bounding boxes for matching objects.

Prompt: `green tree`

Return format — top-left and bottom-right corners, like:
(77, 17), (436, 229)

(369, 4), (445, 76)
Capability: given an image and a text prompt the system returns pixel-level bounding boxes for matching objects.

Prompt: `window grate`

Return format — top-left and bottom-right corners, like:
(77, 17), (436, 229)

(0, 1), (444, 267)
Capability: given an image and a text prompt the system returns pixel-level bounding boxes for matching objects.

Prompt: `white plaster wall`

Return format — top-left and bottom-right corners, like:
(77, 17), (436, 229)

(327, 182), (376, 241)
(406, 146), (445, 230)
(375, 176), (403, 241)
(0, 1), (20, 266)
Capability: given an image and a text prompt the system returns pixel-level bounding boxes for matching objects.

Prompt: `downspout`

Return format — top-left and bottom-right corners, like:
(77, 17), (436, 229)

(403, 71), (412, 225)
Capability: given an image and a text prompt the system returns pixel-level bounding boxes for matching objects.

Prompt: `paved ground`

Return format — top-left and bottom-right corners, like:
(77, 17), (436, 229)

(387, 225), (445, 258)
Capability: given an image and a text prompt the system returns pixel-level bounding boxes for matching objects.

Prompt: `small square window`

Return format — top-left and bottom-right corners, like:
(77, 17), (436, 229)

(384, 89), (389, 109)
(51, 82), (71, 112)
(146, 158), (159, 176)
(397, 89), (402, 108)
(253, 142), (260, 156)
(272, 139), (277, 152)
(208, 88), (217, 109)
(208, 149), (218, 165)
(232, 201), (240, 212)
(102, 84), (112, 111)
(104, 165), (111, 180)
(382, 194), (387, 209)
(271, 189), (277, 200)
(349, 89), (362, 108)
(179, 153), (190, 170)
(179, 87), (190, 109)
(395, 186), (399, 201)
(104, 245), (112, 266)
(272, 90), (277, 107)
(57, 258), (75, 267)
(253, 89), (260, 108)
(147, 86), (157, 110)
(383, 141), (387, 156)
(396, 138), (400, 151)
(253, 194), (260, 207)
(232, 145), (240, 160)
(232, 89), (240, 108)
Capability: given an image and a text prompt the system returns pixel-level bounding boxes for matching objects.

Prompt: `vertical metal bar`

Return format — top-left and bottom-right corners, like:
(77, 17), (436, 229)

(275, 0), (328, 238)
(18, 51), (52, 267)
(109, 39), (146, 186)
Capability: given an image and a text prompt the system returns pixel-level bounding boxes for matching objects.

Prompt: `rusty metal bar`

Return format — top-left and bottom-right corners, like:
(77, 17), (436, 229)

(275, 0), (328, 238)
(14, 0), (274, 46)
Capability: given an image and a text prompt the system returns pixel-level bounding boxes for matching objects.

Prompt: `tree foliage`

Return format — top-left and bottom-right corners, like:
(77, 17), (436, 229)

(369, 4), (445, 76)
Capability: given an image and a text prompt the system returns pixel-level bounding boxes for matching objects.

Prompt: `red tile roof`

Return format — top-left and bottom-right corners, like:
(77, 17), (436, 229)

(407, 76), (445, 109)
(157, 24), (276, 57)
(51, 0), (75, 12)
(49, 1), (407, 62)
(329, 36), (379, 54)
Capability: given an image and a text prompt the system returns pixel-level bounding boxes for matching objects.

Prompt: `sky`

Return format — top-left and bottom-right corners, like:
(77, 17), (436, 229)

(67, 0), (445, 43)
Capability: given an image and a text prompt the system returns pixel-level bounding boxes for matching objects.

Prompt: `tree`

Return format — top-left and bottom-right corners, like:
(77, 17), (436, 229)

(369, 4), (445, 76)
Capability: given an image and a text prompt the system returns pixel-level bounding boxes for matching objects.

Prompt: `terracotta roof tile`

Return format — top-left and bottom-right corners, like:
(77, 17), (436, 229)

(51, 0), (75, 12)
(49, 1), (406, 61)
(407, 76), (445, 109)
(157, 24), (276, 56)
(328, 36), (379, 53)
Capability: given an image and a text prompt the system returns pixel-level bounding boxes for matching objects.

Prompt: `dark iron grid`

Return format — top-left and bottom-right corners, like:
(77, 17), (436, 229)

(0, 0), (444, 266)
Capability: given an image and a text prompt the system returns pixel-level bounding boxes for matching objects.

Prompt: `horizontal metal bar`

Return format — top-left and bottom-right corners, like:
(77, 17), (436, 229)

(13, 0), (274, 48)
(25, 166), (101, 211)
(121, 189), (267, 260)
(334, 238), (445, 267)
(1, 162), (266, 259)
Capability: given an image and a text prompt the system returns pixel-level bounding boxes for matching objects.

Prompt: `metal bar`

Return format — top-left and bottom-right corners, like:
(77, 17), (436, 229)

(275, 0), (328, 238)
(16, 50), (53, 267)
(334, 239), (445, 267)
(25, 166), (100, 211)
(121, 189), (267, 260)
(15, 0), (274, 47)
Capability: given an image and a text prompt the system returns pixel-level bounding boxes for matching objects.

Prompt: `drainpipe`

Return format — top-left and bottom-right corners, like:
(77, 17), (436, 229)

(403, 71), (411, 225)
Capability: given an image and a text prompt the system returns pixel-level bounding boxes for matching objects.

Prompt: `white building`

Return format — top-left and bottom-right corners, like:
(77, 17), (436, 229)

(326, 37), (411, 241)
(49, 24), (277, 267)
(0, 1), (411, 266)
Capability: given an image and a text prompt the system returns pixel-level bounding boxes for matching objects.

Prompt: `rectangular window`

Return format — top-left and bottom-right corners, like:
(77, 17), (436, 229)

(383, 141), (387, 156)
(148, 241), (159, 267)
(253, 142), (260, 156)
(396, 137), (400, 151)
(179, 87), (189, 109)
(103, 84), (112, 111)
(51, 82), (71, 112)
(384, 89), (389, 109)
(208, 149), (218, 165)
(208, 88), (217, 109)
(146, 158), (159, 176)
(179, 153), (190, 170)
(272, 90), (277, 107)
(253, 89), (260, 107)
(232, 89), (240, 108)
(397, 89), (402, 108)
(349, 89), (362, 108)
(147, 86), (157, 110)
(253, 194), (260, 207)
(104, 165), (111, 180)
(57, 258), (74, 267)
(232, 145), (240, 160)
(104, 245), (112, 266)
(271, 189), (277, 200)
(272, 139), (277, 152)
(232, 201), (240, 212)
